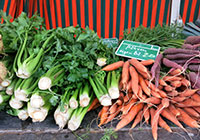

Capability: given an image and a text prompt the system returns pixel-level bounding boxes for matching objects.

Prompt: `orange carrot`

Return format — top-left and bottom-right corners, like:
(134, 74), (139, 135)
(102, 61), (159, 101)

(115, 103), (144, 130)
(141, 59), (155, 66)
(168, 104), (180, 117)
(158, 85), (163, 90)
(132, 93), (138, 99)
(176, 99), (200, 107)
(158, 90), (168, 98)
(193, 107), (200, 114)
(124, 92), (132, 103)
(152, 98), (169, 140)
(88, 98), (99, 111)
(139, 75), (151, 96)
(191, 93), (200, 102)
(131, 110), (143, 129)
(151, 90), (162, 98)
(163, 76), (182, 81)
(171, 80), (182, 88)
(171, 96), (187, 103)
(138, 86), (147, 101)
(129, 58), (151, 79)
(105, 106), (122, 124)
(168, 90), (179, 97)
(177, 108), (200, 128)
(122, 98), (138, 115)
(121, 61), (130, 90)
(144, 97), (161, 105)
(180, 89), (198, 97)
(101, 61), (124, 71)
(92, 103), (101, 110)
(143, 105), (150, 124)
(183, 107), (200, 118)
(98, 106), (109, 126)
(169, 69), (182, 76)
(181, 78), (190, 87)
(158, 116), (172, 133)
(129, 66), (139, 95)
(98, 109), (102, 117)
(150, 108), (156, 126)
(126, 80), (132, 93)
(159, 79), (168, 86)
(109, 104), (118, 114)
(116, 92), (125, 105)
(145, 80), (159, 92)
(161, 108), (185, 129)
(164, 85), (174, 92)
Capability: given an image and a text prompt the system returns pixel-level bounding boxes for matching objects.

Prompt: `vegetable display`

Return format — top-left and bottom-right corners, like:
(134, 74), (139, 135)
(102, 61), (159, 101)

(1, 11), (200, 140)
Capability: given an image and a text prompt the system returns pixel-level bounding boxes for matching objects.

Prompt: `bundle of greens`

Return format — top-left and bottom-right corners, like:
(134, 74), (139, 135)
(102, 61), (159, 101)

(122, 24), (185, 51)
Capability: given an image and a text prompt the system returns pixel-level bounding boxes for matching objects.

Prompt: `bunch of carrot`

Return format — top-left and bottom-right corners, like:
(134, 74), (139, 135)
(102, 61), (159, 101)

(96, 58), (200, 140)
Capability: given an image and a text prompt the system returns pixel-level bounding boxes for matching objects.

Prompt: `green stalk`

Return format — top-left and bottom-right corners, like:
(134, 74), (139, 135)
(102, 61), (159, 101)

(6, 78), (18, 95)
(7, 106), (29, 121)
(14, 77), (38, 102)
(68, 97), (94, 131)
(79, 83), (91, 107)
(38, 65), (65, 90)
(28, 101), (51, 122)
(0, 91), (10, 104)
(30, 91), (52, 108)
(89, 76), (111, 106)
(9, 95), (23, 109)
(69, 88), (79, 109)
(108, 71), (120, 99)
(13, 32), (28, 73)
(17, 34), (54, 79)
(106, 72), (111, 90)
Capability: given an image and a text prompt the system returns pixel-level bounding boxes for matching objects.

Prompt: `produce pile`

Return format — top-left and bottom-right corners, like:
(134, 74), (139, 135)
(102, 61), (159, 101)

(0, 12), (119, 130)
(1, 12), (200, 140)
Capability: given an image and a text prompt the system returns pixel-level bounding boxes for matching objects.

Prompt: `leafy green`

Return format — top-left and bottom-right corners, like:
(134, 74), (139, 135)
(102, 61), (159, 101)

(122, 24), (185, 51)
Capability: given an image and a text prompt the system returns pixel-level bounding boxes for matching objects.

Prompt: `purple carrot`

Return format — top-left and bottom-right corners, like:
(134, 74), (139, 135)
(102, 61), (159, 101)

(150, 54), (163, 81)
(188, 65), (200, 72)
(166, 54), (196, 60)
(188, 72), (200, 88)
(185, 36), (200, 45)
(182, 44), (195, 49)
(173, 59), (200, 64)
(163, 58), (183, 70)
(155, 64), (161, 88)
(193, 44), (200, 50)
(164, 48), (200, 55)
(182, 44), (200, 50)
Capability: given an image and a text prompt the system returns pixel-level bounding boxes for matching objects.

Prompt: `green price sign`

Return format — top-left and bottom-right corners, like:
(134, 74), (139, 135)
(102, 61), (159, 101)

(115, 40), (160, 60)
(102, 38), (119, 48)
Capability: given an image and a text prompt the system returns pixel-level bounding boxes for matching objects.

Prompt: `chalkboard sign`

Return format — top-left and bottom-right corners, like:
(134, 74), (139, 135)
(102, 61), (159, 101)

(115, 40), (160, 60)
(102, 38), (119, 48)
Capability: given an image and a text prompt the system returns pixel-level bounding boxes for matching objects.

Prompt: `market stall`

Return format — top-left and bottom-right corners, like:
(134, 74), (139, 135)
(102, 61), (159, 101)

(0, 0), (200, 140)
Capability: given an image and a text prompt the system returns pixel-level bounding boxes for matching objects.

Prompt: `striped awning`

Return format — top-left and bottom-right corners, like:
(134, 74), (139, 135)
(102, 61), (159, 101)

(1, 0), (172, 38)
(180, 0), (200, 24)
(0, 0), (18, 23)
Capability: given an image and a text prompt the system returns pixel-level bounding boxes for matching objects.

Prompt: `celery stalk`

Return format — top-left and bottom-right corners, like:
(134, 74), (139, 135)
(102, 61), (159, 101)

(108, 71), (120, 99)
(38, 65), (65, 90)
(14, 77), (38, 102)
(9, 95), (23, 109)
(54, 89), (74, 129)
(6, 78), (18, 95)
(89, 76), (111, 106)
(69, 88), (79, 109)
(30, 91), (52, 108)
(68, 97), (94, 131)
(28, 101), (51, 122)
(0, 91), (10, 105)
(79, 83), (91, 107)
